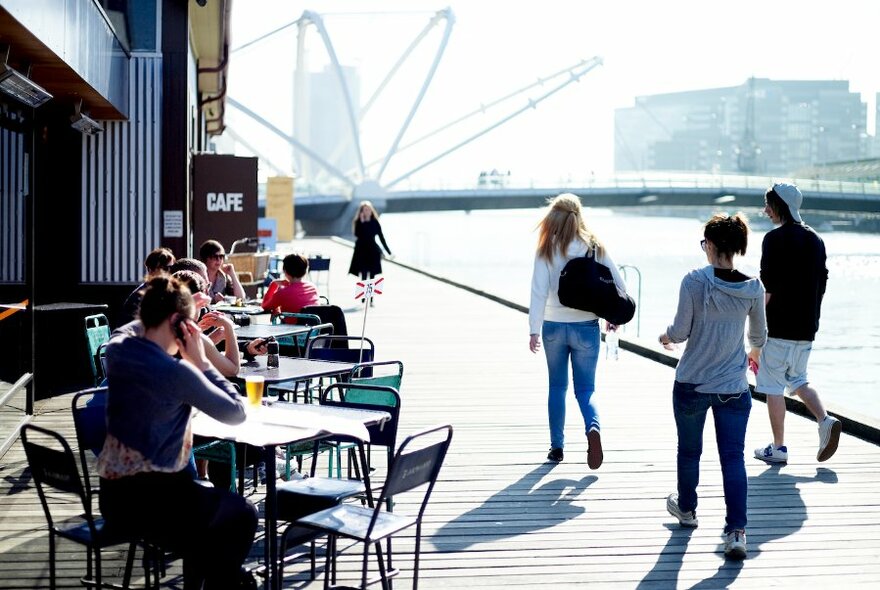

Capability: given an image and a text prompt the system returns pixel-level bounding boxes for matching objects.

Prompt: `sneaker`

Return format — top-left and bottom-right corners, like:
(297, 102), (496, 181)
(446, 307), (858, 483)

(755, 443), (788, 464)
(666, 493), (698, 528)
(587, 428), (603, 470)
(724, 529), (747, 560)
(547, 447), (564, 462)
(817, 415), (842, 462)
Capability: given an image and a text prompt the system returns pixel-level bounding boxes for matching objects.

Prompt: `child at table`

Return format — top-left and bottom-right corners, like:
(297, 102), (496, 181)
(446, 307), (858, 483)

(98, 276), (258, 589)
(261, 253), (320, 320)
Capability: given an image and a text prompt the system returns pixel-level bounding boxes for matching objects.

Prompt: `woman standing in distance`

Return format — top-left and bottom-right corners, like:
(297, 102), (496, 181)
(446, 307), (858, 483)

(348, 201), (392, 304)
(529, 193), (627, 469)
(659, 213), (766, 560)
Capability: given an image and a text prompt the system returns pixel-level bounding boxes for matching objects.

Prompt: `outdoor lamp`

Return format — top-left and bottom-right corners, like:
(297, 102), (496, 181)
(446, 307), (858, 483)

(0, 47), (52, 108)
(70, 99), (103, 135)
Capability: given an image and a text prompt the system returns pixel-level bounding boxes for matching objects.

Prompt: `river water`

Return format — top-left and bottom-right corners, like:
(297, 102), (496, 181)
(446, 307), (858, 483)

(380, 207), (880, 422)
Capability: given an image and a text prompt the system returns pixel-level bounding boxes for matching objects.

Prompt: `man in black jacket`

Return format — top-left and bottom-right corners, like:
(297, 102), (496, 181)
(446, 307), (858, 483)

(750, 183), (841, 464)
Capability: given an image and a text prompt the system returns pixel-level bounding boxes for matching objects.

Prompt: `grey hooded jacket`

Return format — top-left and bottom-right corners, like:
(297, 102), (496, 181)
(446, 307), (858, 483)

(666, 266), (767, 394)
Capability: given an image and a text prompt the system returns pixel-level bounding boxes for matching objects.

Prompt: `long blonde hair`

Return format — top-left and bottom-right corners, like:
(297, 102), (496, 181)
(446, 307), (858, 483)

(352, 200), (380, 233)
(536, 193), (603, 260)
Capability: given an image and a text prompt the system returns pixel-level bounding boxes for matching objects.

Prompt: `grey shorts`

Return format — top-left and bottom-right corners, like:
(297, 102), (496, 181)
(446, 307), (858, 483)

(755, 338), (812, 396)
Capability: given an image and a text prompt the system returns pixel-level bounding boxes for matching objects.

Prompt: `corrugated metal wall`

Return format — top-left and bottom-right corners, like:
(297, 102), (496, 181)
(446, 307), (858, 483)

(0, 125), (27, 284)
(81, 55), (162, 283)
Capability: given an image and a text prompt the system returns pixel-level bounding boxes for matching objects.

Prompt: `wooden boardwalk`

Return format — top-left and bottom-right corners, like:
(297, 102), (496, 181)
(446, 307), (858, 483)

(2, 237), (879, 589)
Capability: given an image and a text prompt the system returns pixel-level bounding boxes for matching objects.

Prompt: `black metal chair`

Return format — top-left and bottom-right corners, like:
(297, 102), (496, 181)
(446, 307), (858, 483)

(300, 304), (348, 345)
(71, 388), (189, 588)
(21, 424), (139, 590)
(298, 424), (453, 590)
(276, 382), (399, 583)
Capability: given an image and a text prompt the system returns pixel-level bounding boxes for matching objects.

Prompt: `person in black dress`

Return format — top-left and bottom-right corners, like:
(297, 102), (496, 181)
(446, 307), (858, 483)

(348, 201), (392, 304)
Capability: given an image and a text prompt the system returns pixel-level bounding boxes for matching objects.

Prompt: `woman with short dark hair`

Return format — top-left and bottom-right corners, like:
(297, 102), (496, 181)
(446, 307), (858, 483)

(659, 213), (767, 560)
(199, 239), (246, 303)
(261, 253), (319, 318)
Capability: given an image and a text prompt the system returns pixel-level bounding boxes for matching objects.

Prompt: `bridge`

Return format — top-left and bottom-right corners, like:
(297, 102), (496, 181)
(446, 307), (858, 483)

(289, 173), (880, 235)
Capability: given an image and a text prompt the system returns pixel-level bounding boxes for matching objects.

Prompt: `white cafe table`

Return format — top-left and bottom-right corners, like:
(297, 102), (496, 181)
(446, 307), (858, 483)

(192, 403), (390, 590)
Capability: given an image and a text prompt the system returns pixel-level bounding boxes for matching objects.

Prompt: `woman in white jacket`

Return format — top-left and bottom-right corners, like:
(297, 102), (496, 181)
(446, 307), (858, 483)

(529, 193), (626, 468)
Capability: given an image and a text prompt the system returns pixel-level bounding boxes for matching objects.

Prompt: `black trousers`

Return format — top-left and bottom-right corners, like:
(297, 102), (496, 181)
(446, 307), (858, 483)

(100, 470), (258, 589)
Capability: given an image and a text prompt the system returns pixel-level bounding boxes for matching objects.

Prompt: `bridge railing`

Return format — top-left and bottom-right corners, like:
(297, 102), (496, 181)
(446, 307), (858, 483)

(288, 172), (880, 201)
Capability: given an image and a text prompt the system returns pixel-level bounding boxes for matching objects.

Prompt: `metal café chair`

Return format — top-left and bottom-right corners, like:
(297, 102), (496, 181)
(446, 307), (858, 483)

(84, 313), (111, 386)
(71, 388), (177, 588)
(297, 424), (454, 590)
(21, 424), (140, 590)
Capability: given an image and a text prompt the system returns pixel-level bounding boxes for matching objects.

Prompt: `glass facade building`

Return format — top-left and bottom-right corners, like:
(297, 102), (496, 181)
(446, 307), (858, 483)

(615, 78), (867, 176)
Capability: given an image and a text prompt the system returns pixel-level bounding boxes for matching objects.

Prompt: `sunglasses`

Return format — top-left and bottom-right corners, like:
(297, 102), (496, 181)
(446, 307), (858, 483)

(700, 239), (707, 252)
(209, 253), (226, 260)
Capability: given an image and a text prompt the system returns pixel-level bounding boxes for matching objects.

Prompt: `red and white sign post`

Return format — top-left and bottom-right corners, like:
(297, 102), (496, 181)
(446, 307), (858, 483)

(354, 277), (384, 364)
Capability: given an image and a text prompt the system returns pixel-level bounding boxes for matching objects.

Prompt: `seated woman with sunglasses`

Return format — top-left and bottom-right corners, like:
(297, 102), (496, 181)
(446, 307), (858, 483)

(98, 276), (257, 589)
(199, 239), (246, 304)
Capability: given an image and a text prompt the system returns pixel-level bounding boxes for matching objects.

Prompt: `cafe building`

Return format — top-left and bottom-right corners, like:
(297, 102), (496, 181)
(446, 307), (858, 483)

(0, 0), (234, 453)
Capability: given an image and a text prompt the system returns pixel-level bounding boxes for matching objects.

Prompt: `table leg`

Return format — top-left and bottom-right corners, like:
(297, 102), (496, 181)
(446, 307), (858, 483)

(264, 444), (278, 590)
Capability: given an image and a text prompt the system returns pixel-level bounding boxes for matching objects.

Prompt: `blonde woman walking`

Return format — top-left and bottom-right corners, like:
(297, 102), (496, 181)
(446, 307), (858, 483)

(529, 193), (627, 468)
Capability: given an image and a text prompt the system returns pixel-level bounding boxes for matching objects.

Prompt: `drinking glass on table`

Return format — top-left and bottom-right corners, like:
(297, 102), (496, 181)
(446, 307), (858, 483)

(245, 375), (265, 406)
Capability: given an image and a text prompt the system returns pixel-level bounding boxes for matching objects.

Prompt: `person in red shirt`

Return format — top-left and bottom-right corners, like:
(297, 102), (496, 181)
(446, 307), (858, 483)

(261, 253), (319, 319)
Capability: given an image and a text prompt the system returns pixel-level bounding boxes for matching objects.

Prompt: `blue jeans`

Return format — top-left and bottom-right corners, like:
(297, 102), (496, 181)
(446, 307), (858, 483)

(542, 320), (600, 449)
(673, 381), (751, 532)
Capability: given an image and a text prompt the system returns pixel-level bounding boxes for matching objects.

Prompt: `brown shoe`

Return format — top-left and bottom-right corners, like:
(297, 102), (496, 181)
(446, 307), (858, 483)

(587, 428), (603, 469)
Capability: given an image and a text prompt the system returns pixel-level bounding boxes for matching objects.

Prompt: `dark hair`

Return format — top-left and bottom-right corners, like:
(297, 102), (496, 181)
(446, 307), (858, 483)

(704, 213), (749, 257)
(282, 253), (309, 279)
(171, 270), (207, 294)
(144, 247), (175, 274)
(198, 239), (225, 262)
(764, 187), (796, 224)
(138, 276), (195, 329)
(170, 257), (207, 277)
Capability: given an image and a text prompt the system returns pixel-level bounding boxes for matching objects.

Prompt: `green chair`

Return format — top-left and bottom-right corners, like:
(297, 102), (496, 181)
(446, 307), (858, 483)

(84, 314), (111, 386)
(334, 361), (404, 478)
(270, 312), (322, 355)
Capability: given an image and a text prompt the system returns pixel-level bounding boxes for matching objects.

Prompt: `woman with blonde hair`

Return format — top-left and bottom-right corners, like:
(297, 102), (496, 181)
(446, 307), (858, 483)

(529, 193), (627, 468)
(348, 201), (392, 304)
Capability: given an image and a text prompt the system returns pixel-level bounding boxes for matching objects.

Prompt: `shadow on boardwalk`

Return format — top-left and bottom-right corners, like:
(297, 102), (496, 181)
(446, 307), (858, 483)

(637, 465), (838, 589)
(432, 462), (597, 551)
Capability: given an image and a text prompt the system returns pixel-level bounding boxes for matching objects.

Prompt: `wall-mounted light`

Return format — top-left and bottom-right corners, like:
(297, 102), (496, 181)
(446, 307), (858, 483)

(70, 99), (103, 135)
(0, 46), (53, 108)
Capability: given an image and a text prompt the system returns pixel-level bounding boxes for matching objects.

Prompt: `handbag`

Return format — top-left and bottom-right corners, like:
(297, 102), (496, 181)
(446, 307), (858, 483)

(558, 253), (636, 325)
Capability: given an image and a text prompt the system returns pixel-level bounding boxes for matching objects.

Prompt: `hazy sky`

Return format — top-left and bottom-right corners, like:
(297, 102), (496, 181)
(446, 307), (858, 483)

(224, 0), (880, 190)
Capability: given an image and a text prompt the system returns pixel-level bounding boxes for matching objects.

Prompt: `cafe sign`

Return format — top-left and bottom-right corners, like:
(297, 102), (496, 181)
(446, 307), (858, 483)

(192, 154), (258, 254)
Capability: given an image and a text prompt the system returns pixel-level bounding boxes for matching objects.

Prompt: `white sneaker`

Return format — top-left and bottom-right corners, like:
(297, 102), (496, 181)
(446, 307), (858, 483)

(755, 443), (788, 464)
(724, 529), (747, 559)
(817, 415), (842, 462)
(666, 493), (698, 528)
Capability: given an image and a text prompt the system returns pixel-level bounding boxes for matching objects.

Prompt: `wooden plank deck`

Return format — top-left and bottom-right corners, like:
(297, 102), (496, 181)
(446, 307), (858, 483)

(2, 237), (879, 589)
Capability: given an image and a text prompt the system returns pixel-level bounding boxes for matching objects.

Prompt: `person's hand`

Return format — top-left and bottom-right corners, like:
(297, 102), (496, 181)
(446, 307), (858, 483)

(748, 348), (761, 374)
(658, 332), (676, 351)
(529, 334), (541, 354)
(176, 318), (210, 370)
(221, 262), (236, 275)
(246, 338), (269, 357)
(606, 322), (618, 333)
(198, 311), (234, 343)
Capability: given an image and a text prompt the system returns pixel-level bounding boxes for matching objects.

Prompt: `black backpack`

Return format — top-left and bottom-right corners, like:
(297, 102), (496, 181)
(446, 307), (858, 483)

(558, 253), (636, 325)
